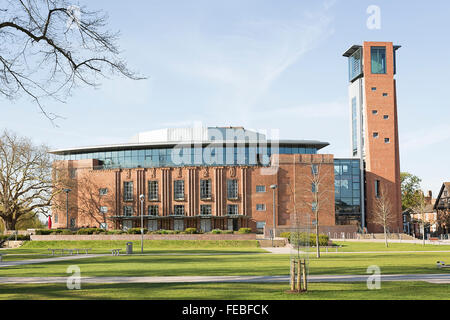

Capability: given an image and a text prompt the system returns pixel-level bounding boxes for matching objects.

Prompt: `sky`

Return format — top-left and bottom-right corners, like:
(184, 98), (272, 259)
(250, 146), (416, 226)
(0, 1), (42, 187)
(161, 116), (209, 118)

(1, 0), (449, 197)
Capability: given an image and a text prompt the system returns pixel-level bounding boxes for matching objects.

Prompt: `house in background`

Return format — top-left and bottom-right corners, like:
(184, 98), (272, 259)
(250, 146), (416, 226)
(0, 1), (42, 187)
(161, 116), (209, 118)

(434, 182), (450, 235)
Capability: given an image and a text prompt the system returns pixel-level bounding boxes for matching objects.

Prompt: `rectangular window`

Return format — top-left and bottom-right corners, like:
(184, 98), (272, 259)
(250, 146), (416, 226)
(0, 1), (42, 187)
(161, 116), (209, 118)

(227, 179), (238, 199)
(311, 164), (319, 175)
(123, 206), (133, 216)
(383, 93), (388, 96)
(373, 132), (379, 138)
(174, 205), (185, 215)
(148, 181), (158, 201)
(256, 204), (266, 211)
(99, 188), (108, 196)
(123, 182), (133, 201)
(99, 206), (108, 214)
(351, 97), (358, 156)
(227, 204), (238, 215)
(69, 168), (77, 179)
(348, 48), (362, 82)
(200, 179), (212, 199)
(312, 183), (318, 193)
(384, 138), (390, 144)
(148, 205), (159, 216)
(200, 204), (212, 215)
(372, 110), (378, 115)
(383, 115), (389, 120)
(54, 214), (58, 223)
(371, 46), (386, 74)
(174, 180), (185, 200)
(256, 185), (266, 193)
(375, 180), (381, 198)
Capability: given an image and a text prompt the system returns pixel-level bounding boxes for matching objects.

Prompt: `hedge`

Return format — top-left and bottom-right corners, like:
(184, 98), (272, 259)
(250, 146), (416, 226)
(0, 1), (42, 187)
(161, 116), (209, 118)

(238, 228), (252, 234)
(0, 234), (30, 241)
(127, 228), (147, 234)
(280, 232), (330, 247)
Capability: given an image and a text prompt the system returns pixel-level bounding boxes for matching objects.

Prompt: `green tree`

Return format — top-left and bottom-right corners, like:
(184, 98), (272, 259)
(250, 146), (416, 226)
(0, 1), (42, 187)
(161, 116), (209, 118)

(401, 172), (422, 211)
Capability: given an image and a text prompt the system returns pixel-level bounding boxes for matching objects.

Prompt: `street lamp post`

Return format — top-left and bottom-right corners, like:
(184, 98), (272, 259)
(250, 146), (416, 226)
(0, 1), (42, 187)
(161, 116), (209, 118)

(139, 194), (145, 253)
(64, 189), (71, 229)
(270, 185), (278, 245)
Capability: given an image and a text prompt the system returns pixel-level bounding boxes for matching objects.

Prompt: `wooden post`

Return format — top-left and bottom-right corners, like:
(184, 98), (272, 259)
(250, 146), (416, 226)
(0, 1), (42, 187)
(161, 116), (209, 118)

(290, 259), (296, 291)
(297, 259), (302, 292)
(302, 259), (307, 291)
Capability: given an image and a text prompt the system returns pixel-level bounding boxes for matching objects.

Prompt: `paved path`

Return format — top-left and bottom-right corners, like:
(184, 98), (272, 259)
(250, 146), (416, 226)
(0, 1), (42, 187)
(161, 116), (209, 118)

(1, 274), (450, 284)
(261, 247), (450, 254)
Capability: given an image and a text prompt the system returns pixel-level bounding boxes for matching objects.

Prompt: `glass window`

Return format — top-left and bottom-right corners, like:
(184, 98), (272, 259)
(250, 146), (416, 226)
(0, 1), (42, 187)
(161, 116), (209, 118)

(371, 46), (386, 74)
(100, 206), (108, 214)
(200, 205), (211, 215)
(227, 204), (238, 215)
(148, 205), (159, 216)
(384, 138), (390, 144)
(174, 205), (185, 215)
(348, 47), (362, 81)
(123, 182), (133, 201)
(375, 180), (381, 198)
(384, 115), (389, 120)
(256, 185), (266, 193)
(256, 204), (266, 211)
(227, 179), (238, 199)
(99, 188), (108, 196)
(200, 179), (212, 199)
(123, 206), (133, 216)
(174, 180), (185, 200)
(148, 181), (158, 201)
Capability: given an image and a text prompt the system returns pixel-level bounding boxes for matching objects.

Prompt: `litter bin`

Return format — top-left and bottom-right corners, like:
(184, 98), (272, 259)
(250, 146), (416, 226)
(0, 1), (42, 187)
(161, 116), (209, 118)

(126, 242), (133, 255)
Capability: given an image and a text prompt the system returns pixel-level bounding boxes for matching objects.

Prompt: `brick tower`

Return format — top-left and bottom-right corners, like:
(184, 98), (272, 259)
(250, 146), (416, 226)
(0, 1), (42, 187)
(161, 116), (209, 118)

(343, 41), (402, 233)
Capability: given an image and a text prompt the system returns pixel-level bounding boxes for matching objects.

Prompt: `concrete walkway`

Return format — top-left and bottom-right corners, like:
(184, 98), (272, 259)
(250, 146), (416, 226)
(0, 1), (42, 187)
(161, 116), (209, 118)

(1, 273), (450, 284)
(261, 247), (450, 254)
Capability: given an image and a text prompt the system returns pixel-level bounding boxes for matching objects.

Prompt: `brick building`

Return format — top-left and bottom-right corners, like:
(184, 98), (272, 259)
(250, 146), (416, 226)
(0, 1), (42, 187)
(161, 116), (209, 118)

(50, 41), (403, 235)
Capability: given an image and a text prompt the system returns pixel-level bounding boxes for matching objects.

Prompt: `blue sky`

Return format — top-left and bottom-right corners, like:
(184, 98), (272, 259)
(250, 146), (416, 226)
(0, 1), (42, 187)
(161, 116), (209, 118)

(1, 0), (449, 197)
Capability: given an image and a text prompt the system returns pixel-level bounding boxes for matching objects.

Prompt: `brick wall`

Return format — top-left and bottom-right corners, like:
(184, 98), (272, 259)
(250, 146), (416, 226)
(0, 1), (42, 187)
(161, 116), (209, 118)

(30, 234), (257, 241)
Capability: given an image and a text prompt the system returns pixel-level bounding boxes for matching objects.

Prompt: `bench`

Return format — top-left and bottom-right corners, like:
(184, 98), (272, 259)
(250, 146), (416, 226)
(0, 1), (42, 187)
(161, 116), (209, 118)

(72, 248), (92, 255)
(48, 248), (92, 256)
(111, 249), (122, 256)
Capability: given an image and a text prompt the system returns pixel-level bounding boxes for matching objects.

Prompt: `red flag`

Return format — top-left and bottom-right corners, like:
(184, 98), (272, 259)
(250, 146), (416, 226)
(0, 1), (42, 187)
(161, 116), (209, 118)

(48, 216), (52, 229)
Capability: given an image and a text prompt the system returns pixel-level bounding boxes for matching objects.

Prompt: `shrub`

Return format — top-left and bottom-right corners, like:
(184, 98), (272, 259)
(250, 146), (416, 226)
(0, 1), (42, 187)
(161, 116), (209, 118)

(237, 228), (252, 234)
(36, 229), (53, 235)
(210, 229), (222, 234)
(107, 230), (125, 235)
(183, 228), (198, 234)
(280, 232), (329, 247)
(127, 228), (147, 234)
(222, 230), (234, 234)
(0, 234), (30, 241)
(61, 230), (74, 235)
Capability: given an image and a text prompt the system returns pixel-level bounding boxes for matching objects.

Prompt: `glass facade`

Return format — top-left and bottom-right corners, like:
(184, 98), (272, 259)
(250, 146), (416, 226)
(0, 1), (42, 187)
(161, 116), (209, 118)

(334, 159), (362, 225)
(348, 48), (363, 81)
(352, 97), (358, 156)
(55, 144), (319, 169)
(371, 46), (386, 74)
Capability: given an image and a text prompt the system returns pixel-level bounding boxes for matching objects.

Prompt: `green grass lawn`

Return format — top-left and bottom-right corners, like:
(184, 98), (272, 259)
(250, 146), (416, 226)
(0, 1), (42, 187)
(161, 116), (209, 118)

(0, 281), (448, 300)
(1, 251), (449, 277)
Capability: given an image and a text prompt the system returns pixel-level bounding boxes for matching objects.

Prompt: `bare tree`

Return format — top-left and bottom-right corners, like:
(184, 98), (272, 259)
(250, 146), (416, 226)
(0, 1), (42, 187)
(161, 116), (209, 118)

(412, 191), (428, 246)
(0, 0), (144, 121)
(0, 130), (67, 231)
(298, 160), (332, 258)
(373, 186), (395, 247)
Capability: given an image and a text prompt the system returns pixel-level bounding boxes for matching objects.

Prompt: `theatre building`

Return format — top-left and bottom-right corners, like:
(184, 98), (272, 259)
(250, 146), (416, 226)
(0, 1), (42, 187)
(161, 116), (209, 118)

(50, 41), (403, 235)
